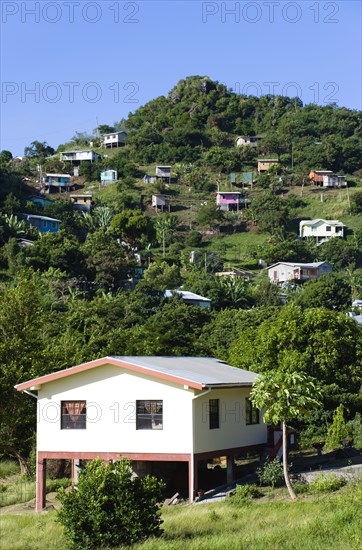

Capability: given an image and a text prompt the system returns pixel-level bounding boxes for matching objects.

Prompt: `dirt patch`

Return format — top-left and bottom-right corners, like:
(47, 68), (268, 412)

(0, 492), (60, 515)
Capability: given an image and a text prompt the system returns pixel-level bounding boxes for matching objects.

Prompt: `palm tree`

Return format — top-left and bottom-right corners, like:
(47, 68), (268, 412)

(154, 215), (178, 257)
(251, 369), (322, 500)
(3, 214), (26, 236)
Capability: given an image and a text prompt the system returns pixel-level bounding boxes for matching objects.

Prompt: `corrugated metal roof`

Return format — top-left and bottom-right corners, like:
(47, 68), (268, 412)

(110, 356), (256, 387)
(300, 219), (345, 226)
(267, 261), (330, 269)
(165, 290), (211, 302)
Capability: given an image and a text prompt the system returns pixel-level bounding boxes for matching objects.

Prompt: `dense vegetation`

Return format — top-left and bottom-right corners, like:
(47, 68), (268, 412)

(0, 76), (361, 471)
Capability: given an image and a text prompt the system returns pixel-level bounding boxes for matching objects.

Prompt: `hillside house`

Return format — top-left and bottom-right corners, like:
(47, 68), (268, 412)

(156, 166), (171, 180)
(143, 175), (157, 184)
(42, 173), (72, 193)
(257, 158), (279, 174)
(152, 194), (170, 212)
(21, 214), (61, 234)
(16, 356), (267, 511)
(216, 191), (245, 212)
(30, 197), (54, 208)
(164, 290), (211, 308)
(299, 219), (345, 243)
(69, 194), (93, 213)
(235, 135), (262, 147)
(100, 169), (118, 186)
(102, 132), (126, 148)
(268, 261), (332, 285)
(60, 150), (100, 163)
(309, 170), (333, 184)
(322, 175), (347, 188)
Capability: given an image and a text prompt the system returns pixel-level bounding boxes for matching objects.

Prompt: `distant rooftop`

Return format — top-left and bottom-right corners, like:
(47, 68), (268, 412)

(165, 290), (211, 302)
(21, 213), (61, 222)
(300, 219), (345, 226)
(268, 261), (330, 269)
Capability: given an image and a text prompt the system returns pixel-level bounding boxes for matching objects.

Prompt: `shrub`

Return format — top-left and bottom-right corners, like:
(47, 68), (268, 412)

(325, 404), (348, 450)
(57, 458), (164, 549)
(308, 474), (346, 494)
(256, 459), (284, 489)
(347, 413), (362, 449)
(0, 460), (19, 479)
(232, 483), (262, 505)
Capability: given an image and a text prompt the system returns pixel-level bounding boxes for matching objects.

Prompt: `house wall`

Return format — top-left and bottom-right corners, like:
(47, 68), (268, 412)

(300, 222), (344, 239)
(37, 364), (195, 455)
(193, 388), (267, 454)
(216, 194), (239, 205)
(268, 264), (299, 283)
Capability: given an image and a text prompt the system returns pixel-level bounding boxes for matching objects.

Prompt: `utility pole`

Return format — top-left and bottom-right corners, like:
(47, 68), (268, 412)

(162, 229), (165, 258)
(204, 253), (207, 274)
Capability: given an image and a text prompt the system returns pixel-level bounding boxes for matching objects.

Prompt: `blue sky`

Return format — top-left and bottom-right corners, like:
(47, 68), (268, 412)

(1, 0), (361, 155)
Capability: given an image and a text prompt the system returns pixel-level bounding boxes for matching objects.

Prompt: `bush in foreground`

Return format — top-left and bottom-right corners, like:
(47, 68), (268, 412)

(232, 483), (262, 505)
(57, 458), (164, 549)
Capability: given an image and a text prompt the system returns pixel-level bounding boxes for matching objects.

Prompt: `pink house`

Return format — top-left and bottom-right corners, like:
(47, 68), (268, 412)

(216, 192), (244, 212)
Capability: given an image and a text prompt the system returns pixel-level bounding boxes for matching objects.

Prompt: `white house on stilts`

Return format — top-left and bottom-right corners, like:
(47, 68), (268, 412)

(15, 356), (267, 511)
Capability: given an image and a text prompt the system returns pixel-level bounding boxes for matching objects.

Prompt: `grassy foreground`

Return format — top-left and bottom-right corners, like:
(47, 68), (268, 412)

(1, 481), (361, 550)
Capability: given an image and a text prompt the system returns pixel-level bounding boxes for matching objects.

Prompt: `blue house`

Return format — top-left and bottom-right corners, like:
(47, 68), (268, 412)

(21, 214), (61, 234)
(100, 169), (117, 186)
(29, 196), (54, 208)
(42, 173), (72, 193)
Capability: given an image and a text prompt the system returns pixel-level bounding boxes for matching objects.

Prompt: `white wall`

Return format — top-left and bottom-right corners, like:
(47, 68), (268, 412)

(193, 388), (267, 454)
(37, 364), (194, 455)
(300, 222), (344, 238)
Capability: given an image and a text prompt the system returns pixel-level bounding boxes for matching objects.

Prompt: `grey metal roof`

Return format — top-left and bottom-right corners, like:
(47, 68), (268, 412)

(267, 261), (330, 269)
(110, 356), (257, 387)
(165, 290), (211, 302)
(300, 219), (345, 226)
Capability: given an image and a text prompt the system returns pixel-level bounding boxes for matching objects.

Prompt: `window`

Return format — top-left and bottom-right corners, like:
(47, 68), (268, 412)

(51, 222), (57, 229)
(136, 400), (163, 430)
(326, 226), (332, 231)
(61, 401), (86, 429)
(209, 399), (219, 429)
(245, 398), (259, 425)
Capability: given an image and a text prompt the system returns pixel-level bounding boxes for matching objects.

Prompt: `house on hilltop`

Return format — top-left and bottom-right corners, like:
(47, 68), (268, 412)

(235, 135), (262, 147)
(257, 158), (279, 174)
(216, 191), (247, 211)
(268, 261), (332, 285)
(309, 170), (347, 188)
(16, 356), (267, 510)
(164, 290), (211, 308)
(69, 194), (93, 213)
(60, 150), (100, 163)
(21, 213), (61, 234)
(102, 132), (126, 148)
(299, 219), (346, 244)
(42, 173), (72, 194)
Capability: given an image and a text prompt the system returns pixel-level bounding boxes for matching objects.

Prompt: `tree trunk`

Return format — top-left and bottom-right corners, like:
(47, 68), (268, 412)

(1, 445), (32, 478)
(283, 417), (297, 500)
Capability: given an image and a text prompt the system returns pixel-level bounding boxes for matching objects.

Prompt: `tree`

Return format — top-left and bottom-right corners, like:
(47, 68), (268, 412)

(229, 305), (362, 415)
(57, 458), (164, 549)
(110, 210), (155, 248)
(0, 150), (13, 166)
(24, 140), (54, 159)
(294, 273), (351, 311)
(0, 270), (54, 472)
(251, 370), (322, 499)
(324, 404), (348, 450)
(154, 215), (178, 256)
(196, 203), (224, 229)
(142, 261), (182, 290)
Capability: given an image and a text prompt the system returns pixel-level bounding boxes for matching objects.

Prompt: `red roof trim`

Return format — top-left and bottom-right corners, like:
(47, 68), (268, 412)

(15, 357), (204, 391)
